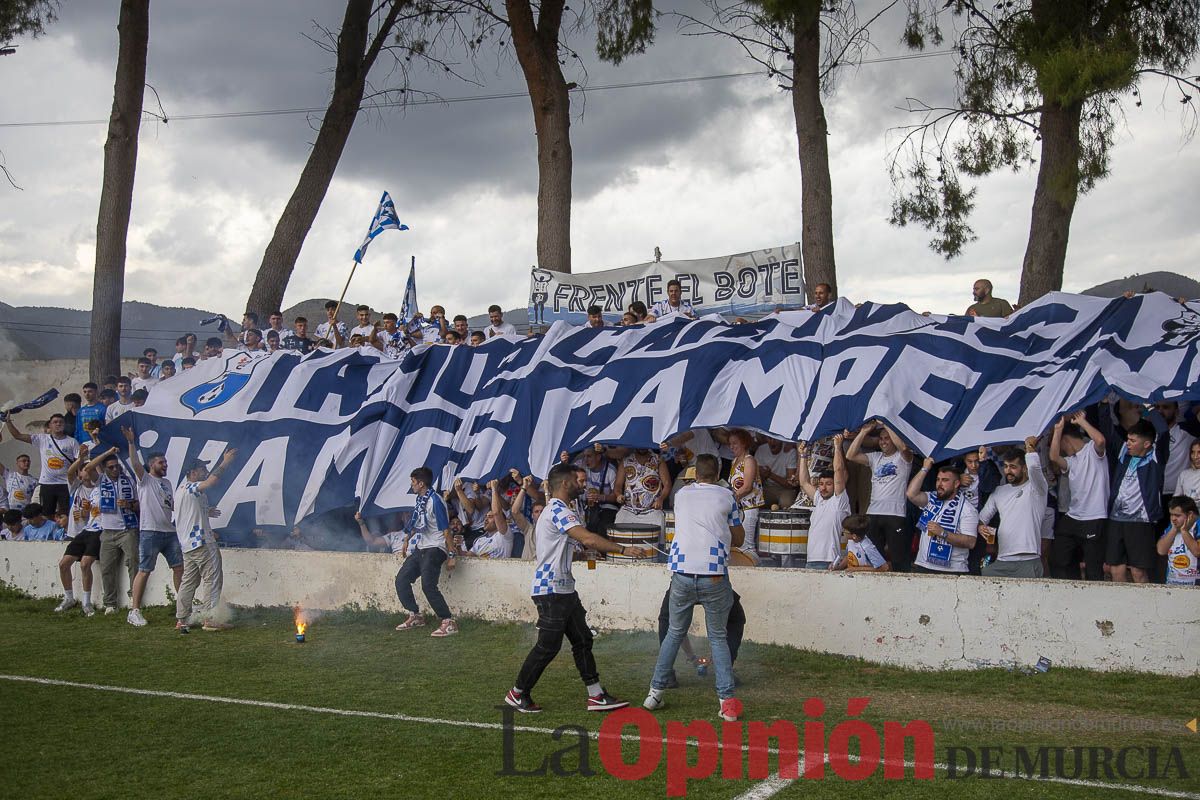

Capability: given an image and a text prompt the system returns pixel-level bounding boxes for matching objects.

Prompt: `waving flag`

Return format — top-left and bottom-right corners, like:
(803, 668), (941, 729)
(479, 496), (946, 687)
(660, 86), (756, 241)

(0, 388), (60, 422)
(105, 292), (1200, 529)
(353, 191), (409, 264)
(400, 261), (419, 329)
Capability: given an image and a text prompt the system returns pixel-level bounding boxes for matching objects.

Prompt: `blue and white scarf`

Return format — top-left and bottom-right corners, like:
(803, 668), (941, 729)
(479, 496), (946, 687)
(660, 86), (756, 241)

(918, 491), (964, 535)
(405, 489), (436, 545)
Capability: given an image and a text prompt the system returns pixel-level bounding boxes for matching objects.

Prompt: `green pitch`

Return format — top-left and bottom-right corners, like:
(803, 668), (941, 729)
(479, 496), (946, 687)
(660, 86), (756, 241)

(0, 584), (1196, 800)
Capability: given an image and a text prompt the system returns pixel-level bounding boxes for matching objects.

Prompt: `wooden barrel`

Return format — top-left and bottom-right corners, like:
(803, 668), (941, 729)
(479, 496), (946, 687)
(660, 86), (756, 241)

(757, 509), (810, 558)
(606, 523), (660, 562)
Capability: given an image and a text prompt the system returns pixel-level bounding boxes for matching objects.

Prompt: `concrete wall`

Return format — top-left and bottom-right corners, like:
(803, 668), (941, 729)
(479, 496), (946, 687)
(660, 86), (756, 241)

(3, 541), (1196, 676)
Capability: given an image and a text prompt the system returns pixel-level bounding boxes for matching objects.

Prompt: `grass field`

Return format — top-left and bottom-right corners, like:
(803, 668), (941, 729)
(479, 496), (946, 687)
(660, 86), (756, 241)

(1, 584), (1197, 800)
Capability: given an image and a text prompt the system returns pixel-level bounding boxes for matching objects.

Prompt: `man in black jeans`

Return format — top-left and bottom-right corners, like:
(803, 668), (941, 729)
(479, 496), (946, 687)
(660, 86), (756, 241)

(505, 463), (653, 714)
(393, 468), (459, 638)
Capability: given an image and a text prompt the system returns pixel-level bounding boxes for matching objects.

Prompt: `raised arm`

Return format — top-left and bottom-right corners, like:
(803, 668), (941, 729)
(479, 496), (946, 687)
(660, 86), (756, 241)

(511, 477), (532, 530)
(5, 415), (31, 444)
(907, 456), (933, 506)
(354, 512), (387, 549)
(654, 458), (672, 510)
(197, 448), (237, 492)
(845, 425), (871, 466)
(1049, 417), (1068, 473)
(880, 421), (913, 460)
(67, 442), (91, 482)
(1024, 436), (1047, 495)
(795, 442), (817, 501)
(832, 433), (847, 496)
(1070, 410), (1106, 458)
(489, 479), (505, 522)
(121, 426), (144, 480)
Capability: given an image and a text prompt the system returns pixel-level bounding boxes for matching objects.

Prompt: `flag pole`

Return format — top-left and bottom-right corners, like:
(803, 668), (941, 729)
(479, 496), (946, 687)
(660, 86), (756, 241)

(332, 260), (359, 324)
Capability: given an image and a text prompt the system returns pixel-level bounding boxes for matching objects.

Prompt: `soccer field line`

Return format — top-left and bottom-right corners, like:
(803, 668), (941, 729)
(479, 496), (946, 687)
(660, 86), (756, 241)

(1, 673), (1196, 800)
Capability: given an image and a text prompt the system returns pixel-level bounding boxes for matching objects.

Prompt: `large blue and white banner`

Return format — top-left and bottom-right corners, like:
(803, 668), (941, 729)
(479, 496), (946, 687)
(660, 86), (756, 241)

(528, 243), (804, 326)
(103, 292), (1200, 532)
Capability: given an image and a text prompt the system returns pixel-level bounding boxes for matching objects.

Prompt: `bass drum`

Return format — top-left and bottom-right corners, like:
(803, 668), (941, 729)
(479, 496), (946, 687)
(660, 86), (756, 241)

(606, 523), (660, 563)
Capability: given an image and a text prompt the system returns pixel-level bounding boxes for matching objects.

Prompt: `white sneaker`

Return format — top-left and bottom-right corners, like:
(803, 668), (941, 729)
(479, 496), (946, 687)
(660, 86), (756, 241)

(643, 690), (665, 711)
(127, 609), (148, 627)
(104, 607), (118, 615)
(82, 603), (96, 617)
(54, 597), (78, 613)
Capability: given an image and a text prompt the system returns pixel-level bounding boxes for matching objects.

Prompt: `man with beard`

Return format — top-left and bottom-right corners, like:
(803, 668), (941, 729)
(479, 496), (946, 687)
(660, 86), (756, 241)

(977, 437), (1047, 578)
(795, 434), (850, 570)
(906, 459), (979, 575)
(966, 279), (1013, 318)
(504, 464), (651, 714)
(123, 427), (184, 627)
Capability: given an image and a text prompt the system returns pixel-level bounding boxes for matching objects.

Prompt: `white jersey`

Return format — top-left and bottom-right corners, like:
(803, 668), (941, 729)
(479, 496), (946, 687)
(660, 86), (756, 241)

(866, 450), (910, 517)
(1176, 468), (1200, 502)
(846, 536), (887, 569)
(174, 480), (213, 553)
(66, 477), (91, 538)
(913, 490), (978, 574)
(105, 400), (136, 423)
(350, 324), (376, 341)
(649, 299), (696, 319)
(531, 498), (583, 596)
(487, 322), (517, 337)
(97, 475), (138, 531)
(1063, 440), (1109, 521)
(5, 472), (38, 510)
(32, 433), (79, 485)
(381, 531), (408, 555)
(470, 529), (513, 559)
(669, 482), (744, 576)
(406, 491), (450, 551)
(807, 490), (850, 563)
(137, 471), (175, 533)
(1164, 425), (1197, 498)
(315, 320), (348, 342)
(1163, 523), (1199, 585)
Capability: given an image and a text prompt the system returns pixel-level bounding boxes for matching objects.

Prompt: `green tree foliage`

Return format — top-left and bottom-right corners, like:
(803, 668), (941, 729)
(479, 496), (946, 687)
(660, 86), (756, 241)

(0, 0), (58, 41)
(891, 0), (1199, 298)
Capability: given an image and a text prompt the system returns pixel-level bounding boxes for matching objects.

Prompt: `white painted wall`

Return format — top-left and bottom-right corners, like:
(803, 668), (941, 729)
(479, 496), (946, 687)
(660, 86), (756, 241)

(2, 541), (1196, 676)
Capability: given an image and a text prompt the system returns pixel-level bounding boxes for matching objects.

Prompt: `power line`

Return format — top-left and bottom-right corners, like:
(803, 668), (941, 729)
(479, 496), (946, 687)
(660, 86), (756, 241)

(0, 50), (954, 130)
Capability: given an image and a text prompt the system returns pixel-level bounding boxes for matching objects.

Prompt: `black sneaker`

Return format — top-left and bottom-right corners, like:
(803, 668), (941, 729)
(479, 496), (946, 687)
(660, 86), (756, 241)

(587, 690), (630, 712)
(504, 689), (542, 713)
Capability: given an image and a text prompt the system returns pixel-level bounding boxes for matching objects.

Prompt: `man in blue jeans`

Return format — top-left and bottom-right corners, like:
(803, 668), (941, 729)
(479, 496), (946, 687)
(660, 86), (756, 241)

(644, 454), (745, 722)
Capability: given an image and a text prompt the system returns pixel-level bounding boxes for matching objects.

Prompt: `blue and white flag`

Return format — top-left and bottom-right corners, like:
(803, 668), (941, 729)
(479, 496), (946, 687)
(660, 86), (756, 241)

(103, 292), (1200, 531)
(400, 262), (419, 329)
(352, 191), (409, 264)
(0, 388), (59, 422)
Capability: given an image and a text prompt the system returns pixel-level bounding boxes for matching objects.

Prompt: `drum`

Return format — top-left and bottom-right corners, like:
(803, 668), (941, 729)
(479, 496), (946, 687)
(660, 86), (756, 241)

(729, 547), (760, 567)
(606, 523), (661, 562)
(757, 509), (810, 558)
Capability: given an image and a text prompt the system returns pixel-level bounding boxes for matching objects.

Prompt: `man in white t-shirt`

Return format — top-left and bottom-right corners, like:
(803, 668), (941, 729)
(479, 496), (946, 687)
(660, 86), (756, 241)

(350, 304), (376, 341)
(131, 358), (159, 393)
(316, 301), (348, 347)
(643, 454), (743, 722)
(123, 427), (184, 627)
(847, 420), (915, 571)
(978, 438), (1047, 579)
(95, 455), (140, 614)
(486, 304), (517, 338)
(644, 279), (697, 322)
(1157, 496), (1199, 586)
(265, 311), (293, 343)
(3, 454), (38, 512)
(795, 434), (850, 570)
(6, 411), (79, 518)
(393, 467), (459, 638)
(505, 463), (649, 715)
(906, 458), (979, 575)
(1048, 411), (1109, 580)
(105, 376), (136, 423)
(54, 443), (109, 616)
(174, 449), (237, 633)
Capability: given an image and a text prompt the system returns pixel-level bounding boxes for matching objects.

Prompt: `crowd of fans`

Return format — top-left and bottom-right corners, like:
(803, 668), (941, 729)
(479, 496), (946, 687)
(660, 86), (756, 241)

(0, 278), (1196, 628)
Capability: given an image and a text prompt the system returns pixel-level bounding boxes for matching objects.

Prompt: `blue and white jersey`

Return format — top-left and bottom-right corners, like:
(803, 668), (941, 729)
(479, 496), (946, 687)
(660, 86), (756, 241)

(669, 483), (743, 576)
(649, 299), (696, 319)
(174, 481), (212, 554)
(530, 499), (582, 596)
(406, 490), (450, 551)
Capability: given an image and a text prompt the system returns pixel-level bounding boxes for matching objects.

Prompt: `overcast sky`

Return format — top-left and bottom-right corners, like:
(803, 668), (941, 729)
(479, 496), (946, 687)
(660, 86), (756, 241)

(1, 1), (1197, 321)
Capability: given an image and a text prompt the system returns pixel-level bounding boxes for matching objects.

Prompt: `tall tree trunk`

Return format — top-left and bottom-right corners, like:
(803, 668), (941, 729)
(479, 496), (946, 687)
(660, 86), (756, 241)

(791, 4), (837, 303)
(1018, 99), (1082, 305)
(506, 0), (572, 274)
(245, 0), (405, 319)
(89, 0), (149, 382)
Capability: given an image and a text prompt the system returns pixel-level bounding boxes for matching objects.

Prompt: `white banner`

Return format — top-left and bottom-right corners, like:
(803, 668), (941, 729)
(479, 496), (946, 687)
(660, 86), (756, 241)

(528, 243), (804, 325)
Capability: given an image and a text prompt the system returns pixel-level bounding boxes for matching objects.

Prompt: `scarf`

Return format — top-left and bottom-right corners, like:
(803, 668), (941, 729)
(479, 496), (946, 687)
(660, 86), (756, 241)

(918, 491), (964, 535)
